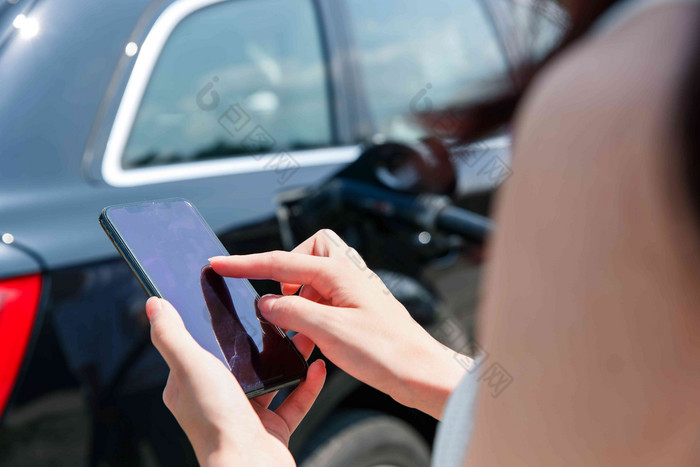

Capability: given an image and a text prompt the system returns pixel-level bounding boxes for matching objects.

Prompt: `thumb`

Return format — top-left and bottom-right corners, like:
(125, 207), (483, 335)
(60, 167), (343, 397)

(146, 297), (203, 372)
(258, 294), (336, 340)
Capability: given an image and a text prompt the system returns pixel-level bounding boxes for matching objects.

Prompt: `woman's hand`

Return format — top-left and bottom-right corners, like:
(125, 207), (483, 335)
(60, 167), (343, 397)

(145, 296), (326, 467)
(209, 229), (468, 419)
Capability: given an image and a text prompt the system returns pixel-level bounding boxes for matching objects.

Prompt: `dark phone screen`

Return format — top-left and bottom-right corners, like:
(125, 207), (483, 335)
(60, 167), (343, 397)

(105, 199), (306, 394)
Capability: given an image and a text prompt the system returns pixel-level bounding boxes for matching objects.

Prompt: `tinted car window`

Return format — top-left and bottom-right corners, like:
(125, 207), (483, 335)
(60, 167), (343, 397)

(122, 0), (332, 169)
(345, 0), (511, 140)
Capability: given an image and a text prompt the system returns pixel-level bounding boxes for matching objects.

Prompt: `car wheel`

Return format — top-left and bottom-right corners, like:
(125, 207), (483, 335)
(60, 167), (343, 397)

(299, 409), (431, 467)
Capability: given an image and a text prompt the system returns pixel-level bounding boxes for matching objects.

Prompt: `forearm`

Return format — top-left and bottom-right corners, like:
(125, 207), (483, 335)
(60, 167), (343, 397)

(388, 327), (470, 419)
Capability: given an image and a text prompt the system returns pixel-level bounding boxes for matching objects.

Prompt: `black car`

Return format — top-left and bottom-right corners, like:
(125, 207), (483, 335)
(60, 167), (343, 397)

(0, 0), (562, 465)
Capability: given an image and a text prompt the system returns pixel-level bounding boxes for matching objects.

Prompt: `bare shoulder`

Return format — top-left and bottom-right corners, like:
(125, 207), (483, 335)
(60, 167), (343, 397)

(466, 8), (700, 466)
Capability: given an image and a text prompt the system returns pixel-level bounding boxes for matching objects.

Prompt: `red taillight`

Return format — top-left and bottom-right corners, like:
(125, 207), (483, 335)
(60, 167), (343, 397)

(0, 274), (42, 415)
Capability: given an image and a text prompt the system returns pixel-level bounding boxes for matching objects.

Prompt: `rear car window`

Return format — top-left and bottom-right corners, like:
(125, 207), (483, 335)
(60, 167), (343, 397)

(345, 0), (512, 140)
(122, 0), (332, 169)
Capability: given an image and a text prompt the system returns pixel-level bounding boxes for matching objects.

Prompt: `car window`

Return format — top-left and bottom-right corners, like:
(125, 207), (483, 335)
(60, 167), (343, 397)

(122, 0), (332, 170)
(345, 0), (512, 140)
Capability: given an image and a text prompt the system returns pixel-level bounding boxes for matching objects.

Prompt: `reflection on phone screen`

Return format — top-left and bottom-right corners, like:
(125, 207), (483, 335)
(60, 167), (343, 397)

(201, 265), (295, 390)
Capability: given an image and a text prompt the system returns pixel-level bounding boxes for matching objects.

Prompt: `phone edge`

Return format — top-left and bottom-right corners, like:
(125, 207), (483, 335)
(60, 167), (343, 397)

(99, 207), (162, 298)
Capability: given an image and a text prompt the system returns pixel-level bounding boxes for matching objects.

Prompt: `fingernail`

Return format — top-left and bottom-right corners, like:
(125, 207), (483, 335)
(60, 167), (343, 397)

(318, 359), (326, 369)
(259, 294), (280, 313)
(208, 256), (225, 262)
(146, 296), (162, 320)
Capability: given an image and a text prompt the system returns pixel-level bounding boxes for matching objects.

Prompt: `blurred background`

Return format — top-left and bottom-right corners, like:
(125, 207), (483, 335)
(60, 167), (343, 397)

(0, 0), (563, 465)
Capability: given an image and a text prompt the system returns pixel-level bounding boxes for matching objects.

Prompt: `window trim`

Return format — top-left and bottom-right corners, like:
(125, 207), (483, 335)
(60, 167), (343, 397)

(101, 0), (356, 187)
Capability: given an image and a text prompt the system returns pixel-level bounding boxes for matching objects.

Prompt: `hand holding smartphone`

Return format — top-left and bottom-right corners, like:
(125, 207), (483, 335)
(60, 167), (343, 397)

(99, 198), (308, 397)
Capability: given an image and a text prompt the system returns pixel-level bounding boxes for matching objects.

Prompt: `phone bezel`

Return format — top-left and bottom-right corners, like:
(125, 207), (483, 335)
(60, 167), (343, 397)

(99, 198), (308, 398)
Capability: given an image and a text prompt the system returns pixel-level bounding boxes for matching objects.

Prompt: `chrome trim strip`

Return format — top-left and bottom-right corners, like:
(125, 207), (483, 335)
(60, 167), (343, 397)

(105, 147), (362, 187)
(101, 0), (360, 187)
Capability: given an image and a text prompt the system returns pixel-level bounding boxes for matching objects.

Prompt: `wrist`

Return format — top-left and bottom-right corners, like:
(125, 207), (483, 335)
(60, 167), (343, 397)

(390, 327), (469, 419)
(202, 447), (241, 467)
(193, 430), (241, 467)
(199, 432), (294, 467)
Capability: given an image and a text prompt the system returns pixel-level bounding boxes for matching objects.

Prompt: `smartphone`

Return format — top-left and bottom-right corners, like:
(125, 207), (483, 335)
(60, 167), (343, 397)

(99, 198), (308, 398)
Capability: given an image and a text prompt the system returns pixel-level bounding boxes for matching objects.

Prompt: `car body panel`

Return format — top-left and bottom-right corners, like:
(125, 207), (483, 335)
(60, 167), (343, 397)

(0, 0), (361, 271)
(0, 243), (40, 279)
